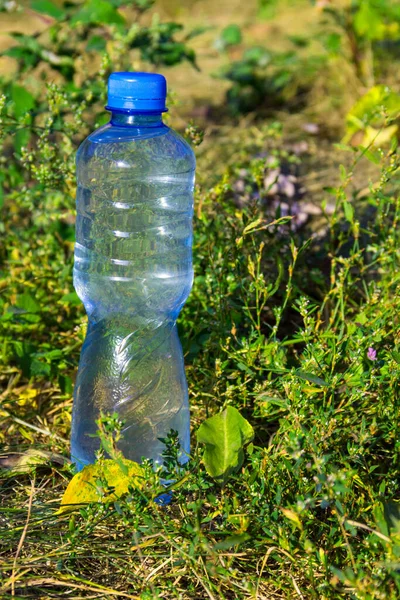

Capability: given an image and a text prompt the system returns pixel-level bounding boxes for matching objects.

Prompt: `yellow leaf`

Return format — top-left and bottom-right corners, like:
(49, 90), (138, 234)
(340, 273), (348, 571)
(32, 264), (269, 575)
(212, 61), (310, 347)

(363, 124), (398, 148)
(18, 388), (39, 405)
(243, 218), (264, 235)
(58, 458), (144, 514)
(19, 388), (38, 399)
(281, 507), (303, 530)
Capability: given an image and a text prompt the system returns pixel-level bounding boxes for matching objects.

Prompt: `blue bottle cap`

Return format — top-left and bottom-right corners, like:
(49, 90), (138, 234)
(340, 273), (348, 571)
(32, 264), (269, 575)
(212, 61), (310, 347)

(106, 72), (168, 113)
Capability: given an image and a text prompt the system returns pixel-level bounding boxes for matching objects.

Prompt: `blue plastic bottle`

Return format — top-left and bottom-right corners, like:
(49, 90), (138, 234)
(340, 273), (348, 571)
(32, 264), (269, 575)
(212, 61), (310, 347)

(71, 72), (195, 470)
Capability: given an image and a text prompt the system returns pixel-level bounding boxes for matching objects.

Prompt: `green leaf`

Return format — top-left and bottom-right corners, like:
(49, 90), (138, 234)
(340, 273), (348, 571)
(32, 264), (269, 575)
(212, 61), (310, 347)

(354, 3), (385, 41)
(86, 35), (107, 52)
(196, 406), (254, 484)
(30, 359), (51, 377)
(281, 507), (303, 530)
(383, 501), (400, 534)
(16, 293), (40, 313)
(361, 147), (381, 165)
(220, 24), (242, 47)
(339, 164), (347, 182)
(58, 374), (73, 395)
(243, 46), (271, 67)
(343, 200), (354, 223)
(333, 142), (355, 153)
(31, 0), (66, 20)
(59, 291), (81, 305)
(391, 351), (400, 365)
(41, 349), (63, 360)
(213, 533), (250, 551)
(323, 32), (341, 54)
(296, 371), (328, 387)
(183, 25), (212, 42)
(14, 129), (31, 156)
(11, 85), (35, 119)
(58, 459), (144, 514)
(0, 173), (4, 209)
(71, 0), (125, 26)
(258, 0), (278, 19)
(243, 217), (264, 235)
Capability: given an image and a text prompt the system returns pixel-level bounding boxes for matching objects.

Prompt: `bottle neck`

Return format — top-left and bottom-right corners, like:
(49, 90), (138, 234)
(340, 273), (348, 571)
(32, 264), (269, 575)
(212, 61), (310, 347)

(110, 112), (164, 127)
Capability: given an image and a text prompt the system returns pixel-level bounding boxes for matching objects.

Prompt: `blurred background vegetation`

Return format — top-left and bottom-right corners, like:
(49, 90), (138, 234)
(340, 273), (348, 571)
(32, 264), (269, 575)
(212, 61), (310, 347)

(1, 1), (400, 599)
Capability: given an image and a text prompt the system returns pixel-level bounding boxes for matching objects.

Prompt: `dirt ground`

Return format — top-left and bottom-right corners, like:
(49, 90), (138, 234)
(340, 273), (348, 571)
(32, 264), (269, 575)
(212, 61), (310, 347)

(0, 0), (320, 115)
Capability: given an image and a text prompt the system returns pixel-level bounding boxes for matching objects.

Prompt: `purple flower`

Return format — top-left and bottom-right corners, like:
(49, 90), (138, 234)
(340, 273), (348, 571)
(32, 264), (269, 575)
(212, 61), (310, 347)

(367, 347), (377, 361)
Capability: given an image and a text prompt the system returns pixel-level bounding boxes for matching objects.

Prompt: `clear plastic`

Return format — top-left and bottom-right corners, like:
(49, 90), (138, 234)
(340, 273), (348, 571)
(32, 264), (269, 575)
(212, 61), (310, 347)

(71, 112), (195, 469)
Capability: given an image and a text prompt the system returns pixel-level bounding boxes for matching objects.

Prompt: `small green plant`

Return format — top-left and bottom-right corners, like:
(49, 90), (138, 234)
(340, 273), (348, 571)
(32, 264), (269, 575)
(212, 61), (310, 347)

(216, 37), (324, 114)
(344, 84), (400, 145)
(214, 23), (242, 53)
(315, 0), (400, 86)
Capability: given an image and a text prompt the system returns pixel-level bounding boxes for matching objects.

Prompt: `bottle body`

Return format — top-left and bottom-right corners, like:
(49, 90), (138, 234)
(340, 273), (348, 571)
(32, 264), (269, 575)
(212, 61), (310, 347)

(71, 113), (195, 469)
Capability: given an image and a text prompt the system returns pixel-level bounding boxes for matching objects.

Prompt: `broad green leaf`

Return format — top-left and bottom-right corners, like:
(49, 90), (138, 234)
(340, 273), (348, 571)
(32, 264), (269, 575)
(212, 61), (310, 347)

(16, 293), (40, 313)
(31, 0), (66, 20)
(71, 0), (125, 26)
(58, 459), (144, 514)
(196, 406), (254, 484)
(220, 24), (242, 48)
(11, 85), (35, 119)
(30, 359), (51, 377)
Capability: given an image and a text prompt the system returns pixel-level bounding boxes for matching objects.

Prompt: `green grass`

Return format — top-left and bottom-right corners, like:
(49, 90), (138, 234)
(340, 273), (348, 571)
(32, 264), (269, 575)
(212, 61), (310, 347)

(1, 0), (400, 598)
(1, 125), (400, 598)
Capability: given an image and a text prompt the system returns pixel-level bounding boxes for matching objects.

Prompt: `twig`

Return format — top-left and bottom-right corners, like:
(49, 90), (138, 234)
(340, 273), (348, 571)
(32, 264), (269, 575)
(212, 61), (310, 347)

(192, 566), (217, 600)
(346, 519), (391, 543)
(2, 411), (68, 443)
(131, 530), (157, 596)
(291, 574), (304, 599)
(11, 478), (35, 596)
(2, 576), (140, 598)
(144, 556), (172, 582)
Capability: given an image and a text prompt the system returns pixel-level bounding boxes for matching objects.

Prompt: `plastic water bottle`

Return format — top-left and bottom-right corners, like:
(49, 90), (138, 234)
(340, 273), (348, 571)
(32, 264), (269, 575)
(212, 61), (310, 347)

(71, 72), (195, 470)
